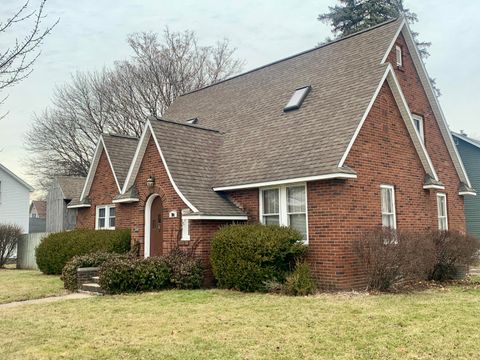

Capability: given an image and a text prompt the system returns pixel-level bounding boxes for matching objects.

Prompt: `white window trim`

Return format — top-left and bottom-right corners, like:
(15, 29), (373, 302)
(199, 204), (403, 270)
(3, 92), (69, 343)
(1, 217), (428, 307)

(395, 45), (403, 67)
(259, 183), (309, 243)
(95, 205), (116, 230)
(412, 114), (425, 143)
(380, 185), (397, 230)
(181, 218), (190, 241)
(437, 193), (449, 231)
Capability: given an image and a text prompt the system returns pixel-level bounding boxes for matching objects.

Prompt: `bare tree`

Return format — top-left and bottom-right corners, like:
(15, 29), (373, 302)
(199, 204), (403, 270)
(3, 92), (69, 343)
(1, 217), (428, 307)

(0, 0), (58, 117)
(26, 28), (244, 187)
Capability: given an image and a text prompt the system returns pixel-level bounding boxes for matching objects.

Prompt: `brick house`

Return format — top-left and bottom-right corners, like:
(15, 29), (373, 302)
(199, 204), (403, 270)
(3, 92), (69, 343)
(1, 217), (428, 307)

(69, 18), (475, 289)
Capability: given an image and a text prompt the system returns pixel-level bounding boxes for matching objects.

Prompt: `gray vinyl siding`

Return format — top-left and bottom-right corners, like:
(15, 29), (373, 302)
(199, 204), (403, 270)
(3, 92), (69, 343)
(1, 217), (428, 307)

(456, 138), (480, 238)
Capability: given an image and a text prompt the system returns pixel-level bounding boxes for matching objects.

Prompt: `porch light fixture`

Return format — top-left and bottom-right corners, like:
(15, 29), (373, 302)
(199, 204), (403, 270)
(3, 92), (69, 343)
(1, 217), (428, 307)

(146, 176), (155, 189)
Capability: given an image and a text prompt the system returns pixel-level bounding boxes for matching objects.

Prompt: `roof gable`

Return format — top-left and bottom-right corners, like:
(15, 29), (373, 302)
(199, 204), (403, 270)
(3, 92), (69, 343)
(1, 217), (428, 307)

(80, 134), (138, 201)
(388, 22), (472, 188)
(0, 163), (34, 192)
(452, 132), (480, 150)
(164, 19), (404, 188)
(122, 119), (246, 217)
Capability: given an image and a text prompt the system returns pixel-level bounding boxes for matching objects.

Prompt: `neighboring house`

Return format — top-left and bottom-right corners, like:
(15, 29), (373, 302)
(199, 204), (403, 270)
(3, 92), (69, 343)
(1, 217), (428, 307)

(452, 132), (480, 238)
(70, 18), (475, 289)
(30, 200), (46, 218)
(29, 200), (47, 233)
(0, 163), (33, 233)
(46, 176), (85, 232)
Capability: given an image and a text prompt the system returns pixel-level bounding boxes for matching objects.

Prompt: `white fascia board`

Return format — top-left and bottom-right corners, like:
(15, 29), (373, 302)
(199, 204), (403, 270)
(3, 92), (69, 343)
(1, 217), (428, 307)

(100, 136), (122, 193)
(399, 22), (472, 188)
(386, 66), (439, 181)
(80, 139), (103, 201)
(380, 18), (407, 64)
(0, 163), (34, 192)
(147, 121), (199, 213)
(459, 191), (477, 197)
(423, 185), (445, 190)
(182, 214), (248, 221)
(452, 133), (480, 151)
(121, 124), (151, 194)
(338, 66), (390, 167)
(112, 198), (139, 204)
(213, 173), (357, 192)
(67, 204), (91, 209)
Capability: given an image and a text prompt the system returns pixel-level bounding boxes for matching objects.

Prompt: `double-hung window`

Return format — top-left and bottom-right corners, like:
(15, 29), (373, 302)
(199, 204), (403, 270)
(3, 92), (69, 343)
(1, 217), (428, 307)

(96, 205), (116, 230)
(437, 193), (448, 231)
(260, 184), (307, 242)
(395, 45), (403, 67)
(412, 114), (425, 143)
(381, 185), (397, 230)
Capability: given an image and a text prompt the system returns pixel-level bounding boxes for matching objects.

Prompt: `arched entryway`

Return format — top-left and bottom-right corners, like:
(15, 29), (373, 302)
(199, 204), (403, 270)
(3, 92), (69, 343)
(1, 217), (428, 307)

(144, 194), (163, 257)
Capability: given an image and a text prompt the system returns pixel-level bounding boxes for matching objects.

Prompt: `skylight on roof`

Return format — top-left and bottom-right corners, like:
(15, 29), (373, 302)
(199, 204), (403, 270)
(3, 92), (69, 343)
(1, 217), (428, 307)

(187, 118), (198, 124)
(284, 86), (311, 112)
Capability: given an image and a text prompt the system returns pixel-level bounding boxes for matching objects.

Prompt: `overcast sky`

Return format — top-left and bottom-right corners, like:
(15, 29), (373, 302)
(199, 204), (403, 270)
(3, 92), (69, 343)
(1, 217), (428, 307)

(1, 0), (479, 195)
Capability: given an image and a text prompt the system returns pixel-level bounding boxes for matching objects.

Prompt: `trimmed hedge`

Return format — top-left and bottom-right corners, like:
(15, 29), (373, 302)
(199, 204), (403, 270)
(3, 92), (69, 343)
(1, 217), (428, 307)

(164, 249), (204, 289)
(36, 229), (131, 275)
(211, 224), (307, 292)
(61, 252), (135, 291)
(99, 257), (171, 294)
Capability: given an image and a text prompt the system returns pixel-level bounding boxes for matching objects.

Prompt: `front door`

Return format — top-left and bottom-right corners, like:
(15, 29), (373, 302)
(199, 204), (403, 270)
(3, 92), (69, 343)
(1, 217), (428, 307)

(150, 196), (163, 256)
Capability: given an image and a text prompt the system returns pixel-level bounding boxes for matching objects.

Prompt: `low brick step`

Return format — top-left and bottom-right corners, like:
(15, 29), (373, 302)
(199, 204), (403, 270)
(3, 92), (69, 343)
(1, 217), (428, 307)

(91, 276), (100, 283)
(80, 283), (104, 295)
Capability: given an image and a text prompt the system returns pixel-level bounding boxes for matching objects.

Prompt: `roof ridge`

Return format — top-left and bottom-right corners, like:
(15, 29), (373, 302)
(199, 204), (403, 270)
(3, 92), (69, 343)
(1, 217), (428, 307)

(104, 133), (139, 140)
(152, 117), (221, 133)
(180, 17), (400, 97)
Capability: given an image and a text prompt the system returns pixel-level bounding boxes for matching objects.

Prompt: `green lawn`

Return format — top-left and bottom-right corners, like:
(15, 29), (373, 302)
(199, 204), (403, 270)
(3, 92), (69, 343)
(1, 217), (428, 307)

(0, 268), (66, 304)
(1, 282), (480, 359)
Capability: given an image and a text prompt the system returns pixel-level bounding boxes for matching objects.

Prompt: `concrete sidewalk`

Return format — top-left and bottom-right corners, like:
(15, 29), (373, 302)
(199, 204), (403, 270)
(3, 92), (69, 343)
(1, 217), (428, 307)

(0, 293), (92, 309)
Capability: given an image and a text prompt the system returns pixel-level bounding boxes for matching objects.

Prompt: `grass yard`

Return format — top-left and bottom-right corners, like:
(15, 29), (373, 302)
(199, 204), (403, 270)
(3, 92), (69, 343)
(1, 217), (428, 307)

(1, 282), (480, 359)
(0, 268), (66, 304)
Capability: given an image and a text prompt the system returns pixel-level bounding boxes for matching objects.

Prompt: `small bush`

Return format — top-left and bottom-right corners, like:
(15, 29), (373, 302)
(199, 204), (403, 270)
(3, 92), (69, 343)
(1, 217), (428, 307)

(62, 252), (134, 291)
(99, 257), (171, 294)
(211, 224), (307, 292)
(36, 229), (131, 275)
(429, 231), (480, 281)
(283, 262), (317, 296)
(0, 224), (22, 267)
(354, 228), (436, 291)
(164, 248), (204, 289)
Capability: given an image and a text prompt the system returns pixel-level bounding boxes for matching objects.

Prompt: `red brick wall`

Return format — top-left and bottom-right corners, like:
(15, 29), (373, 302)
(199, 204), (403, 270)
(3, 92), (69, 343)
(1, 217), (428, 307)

(76, 150), (119, 229)
(76, 33), (465, 291)
(126, 137), (234, 284)
(307, 82), (445, 289)
(227, 189), (259, 223)
(387, 33), (465, 230)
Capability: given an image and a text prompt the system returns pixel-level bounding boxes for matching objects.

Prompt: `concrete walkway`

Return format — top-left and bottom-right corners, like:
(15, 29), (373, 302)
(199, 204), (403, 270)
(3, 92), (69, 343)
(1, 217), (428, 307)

(470, 267), (480, 276)
(0, 293), (92, 309)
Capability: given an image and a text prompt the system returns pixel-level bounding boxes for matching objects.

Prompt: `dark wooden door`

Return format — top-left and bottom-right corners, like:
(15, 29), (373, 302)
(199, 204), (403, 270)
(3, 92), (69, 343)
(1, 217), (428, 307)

(150, 196), (163, 256)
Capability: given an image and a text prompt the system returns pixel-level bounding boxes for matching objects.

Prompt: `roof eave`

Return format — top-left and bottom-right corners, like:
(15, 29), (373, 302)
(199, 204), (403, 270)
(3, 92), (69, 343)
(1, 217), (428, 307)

(182, 214), (248, 221)
(213, 171), (357, 192)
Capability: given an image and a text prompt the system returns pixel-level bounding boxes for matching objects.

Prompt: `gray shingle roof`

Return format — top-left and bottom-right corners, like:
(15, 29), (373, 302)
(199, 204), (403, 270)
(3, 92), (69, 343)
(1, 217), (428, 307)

(164, 19), (403, 188)
(149, 119), (246, 216)
(102, 134), (139, 188)
(57, 176), (86, 200)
